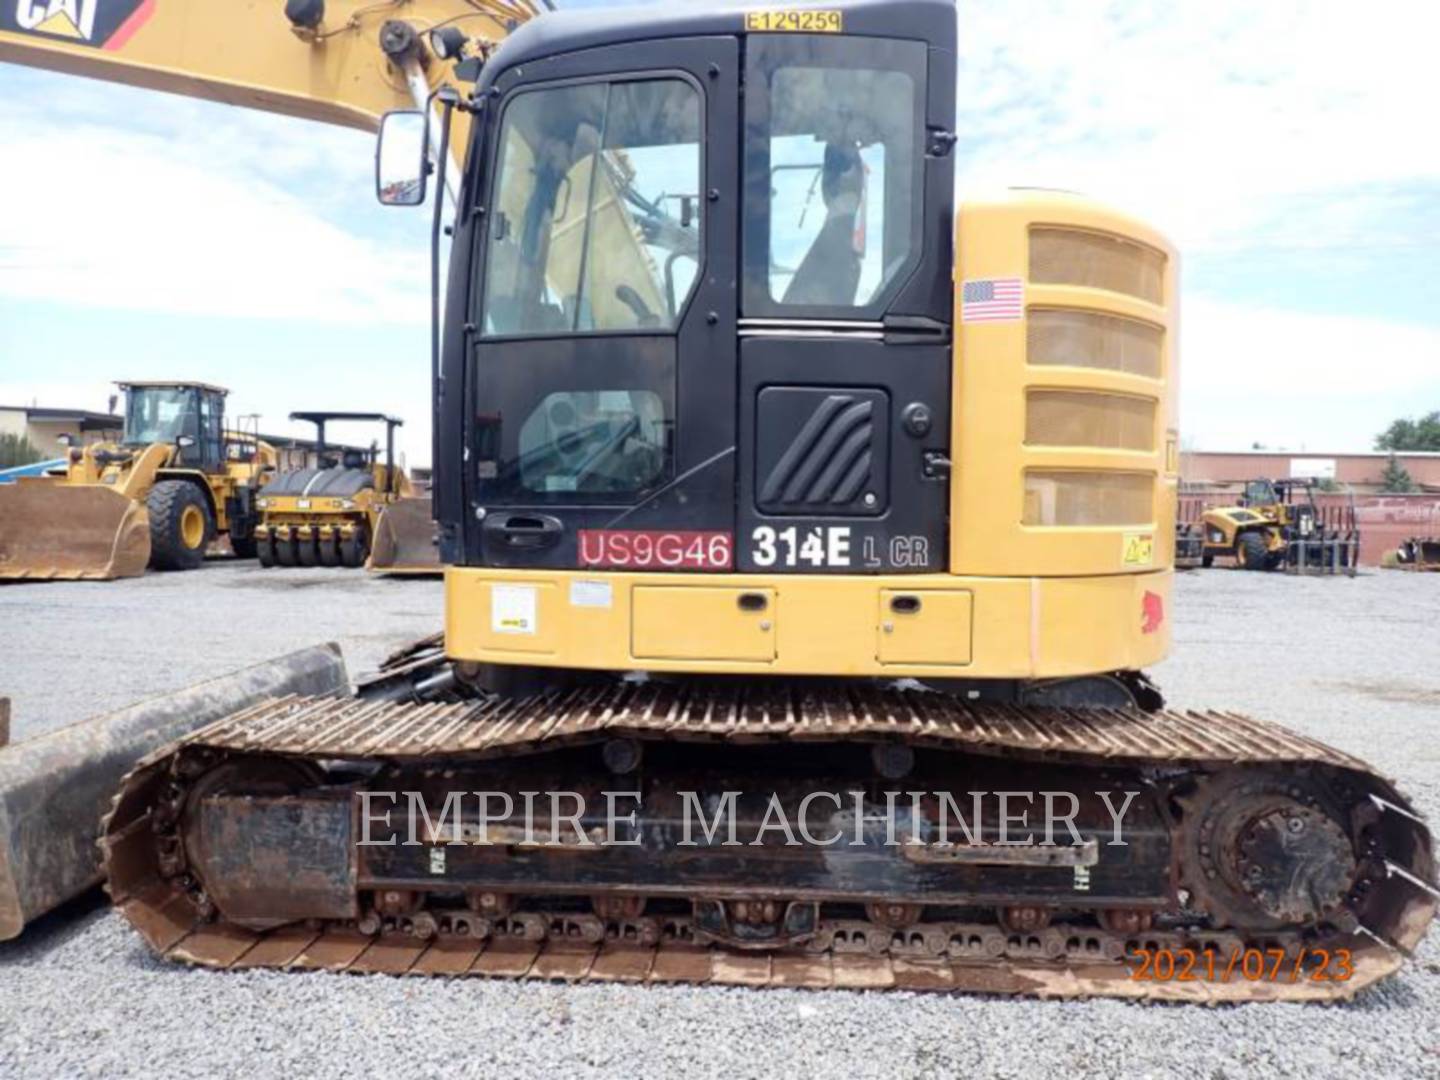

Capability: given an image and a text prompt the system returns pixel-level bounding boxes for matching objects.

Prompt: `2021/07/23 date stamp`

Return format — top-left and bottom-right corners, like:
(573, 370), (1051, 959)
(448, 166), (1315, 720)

(1127, 946), (1354, 983)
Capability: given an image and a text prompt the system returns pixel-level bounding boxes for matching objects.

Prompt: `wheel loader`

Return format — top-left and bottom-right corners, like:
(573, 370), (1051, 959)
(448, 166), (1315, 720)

(1198, 478), (1358, 574)
(0, 382), (274, 580)
(0, 0), (1433, 1002)
(254, 411), (438, 572)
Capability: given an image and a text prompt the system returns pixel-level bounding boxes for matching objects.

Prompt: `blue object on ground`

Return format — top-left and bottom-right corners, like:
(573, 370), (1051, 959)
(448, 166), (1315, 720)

(0, 460), (64, 484)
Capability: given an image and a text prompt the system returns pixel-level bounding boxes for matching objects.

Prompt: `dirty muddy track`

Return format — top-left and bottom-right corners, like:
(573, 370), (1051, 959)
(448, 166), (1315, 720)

(100, 679), (1436, 1002)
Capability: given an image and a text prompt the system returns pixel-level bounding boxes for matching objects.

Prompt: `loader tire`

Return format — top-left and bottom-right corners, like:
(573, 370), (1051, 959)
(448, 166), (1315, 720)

(230, 533), (258, 560)
(1201, 553), (1214, 568)
(147, 481), (213, 572)
(1236, 530), (1271, 571)
(340, 527), (369, 569)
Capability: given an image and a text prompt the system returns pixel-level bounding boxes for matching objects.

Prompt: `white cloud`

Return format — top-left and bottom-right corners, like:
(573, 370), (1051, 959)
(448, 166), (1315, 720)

(0, 84), (429, 324)
(0, 379), (113, 416)
(1180, 298), (1440, 450)
(955, 0), (1440, 450)
(955, 0), (1440, 254)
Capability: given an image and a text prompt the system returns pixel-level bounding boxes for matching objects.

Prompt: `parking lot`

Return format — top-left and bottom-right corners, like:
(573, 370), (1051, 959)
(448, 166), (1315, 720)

(1, 564), (1437, 1079)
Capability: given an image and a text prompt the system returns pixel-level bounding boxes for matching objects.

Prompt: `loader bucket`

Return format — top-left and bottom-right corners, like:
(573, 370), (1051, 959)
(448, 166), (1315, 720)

(368, 496), (442, 574)
(0, 478), (151, 581)
(0, 643), (349, 939)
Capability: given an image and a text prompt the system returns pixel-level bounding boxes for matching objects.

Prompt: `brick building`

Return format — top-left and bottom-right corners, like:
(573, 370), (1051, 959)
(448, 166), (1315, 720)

(1181, 449), (1440, 492)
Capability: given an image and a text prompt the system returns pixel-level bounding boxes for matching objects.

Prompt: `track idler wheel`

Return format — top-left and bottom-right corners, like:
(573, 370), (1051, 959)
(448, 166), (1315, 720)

(175, 756), (326, 930)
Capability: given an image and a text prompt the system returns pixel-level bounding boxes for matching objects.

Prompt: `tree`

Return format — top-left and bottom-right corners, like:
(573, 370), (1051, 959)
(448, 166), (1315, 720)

(1376, 411), (1440, 452)
(0, 433), (45, 470)
(1379, 453), (1417, 493)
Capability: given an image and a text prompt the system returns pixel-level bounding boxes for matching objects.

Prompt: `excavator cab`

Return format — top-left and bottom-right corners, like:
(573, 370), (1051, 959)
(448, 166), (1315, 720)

(411, 2), (956, 587)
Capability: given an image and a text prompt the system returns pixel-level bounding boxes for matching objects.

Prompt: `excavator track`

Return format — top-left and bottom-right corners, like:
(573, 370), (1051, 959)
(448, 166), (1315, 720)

(99, 679), (1436, 1002)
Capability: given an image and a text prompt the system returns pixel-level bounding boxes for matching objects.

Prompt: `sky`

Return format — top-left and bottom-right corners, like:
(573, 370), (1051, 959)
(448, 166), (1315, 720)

(3, 0), (1439, 466)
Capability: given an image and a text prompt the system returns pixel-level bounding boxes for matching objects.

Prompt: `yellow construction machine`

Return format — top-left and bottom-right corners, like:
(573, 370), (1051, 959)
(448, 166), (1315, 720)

(1198, 478), (1357, 574)
(0, 381), (275, 579)
(254, 410), (438, 571)
(0, 0), (1433, 1003)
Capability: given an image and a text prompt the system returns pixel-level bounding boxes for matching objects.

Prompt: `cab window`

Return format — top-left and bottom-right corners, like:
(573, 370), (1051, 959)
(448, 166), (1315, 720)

(743, 36), (926, 314)
(480, 78), (703, 337)
(123, 388), (191, 446)
(515, 389), (667, 495)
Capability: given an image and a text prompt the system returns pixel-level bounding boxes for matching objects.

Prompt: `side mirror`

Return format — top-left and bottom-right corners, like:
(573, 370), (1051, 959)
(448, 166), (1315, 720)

(56, 433), (75, 448)
(176, 435), (196, 449)
(376, 110), (429, 207)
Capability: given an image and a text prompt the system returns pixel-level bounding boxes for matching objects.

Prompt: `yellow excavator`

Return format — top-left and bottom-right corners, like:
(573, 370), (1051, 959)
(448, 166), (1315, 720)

(0, 381), (275, 579)
(0, 1), (1433, 1003)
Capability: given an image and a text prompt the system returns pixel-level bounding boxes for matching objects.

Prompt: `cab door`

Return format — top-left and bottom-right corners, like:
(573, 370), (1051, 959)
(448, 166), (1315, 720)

(465, 39), (739, 572)
(735, 31), (956, 574)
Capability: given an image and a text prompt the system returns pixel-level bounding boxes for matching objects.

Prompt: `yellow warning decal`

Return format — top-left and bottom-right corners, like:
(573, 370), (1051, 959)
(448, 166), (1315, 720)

(1122, 532), (1155, 567)
(745, 10), (843, 32)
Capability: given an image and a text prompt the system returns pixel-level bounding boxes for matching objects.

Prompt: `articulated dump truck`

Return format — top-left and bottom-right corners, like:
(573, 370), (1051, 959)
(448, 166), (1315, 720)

(1, 0), (1433, 1001)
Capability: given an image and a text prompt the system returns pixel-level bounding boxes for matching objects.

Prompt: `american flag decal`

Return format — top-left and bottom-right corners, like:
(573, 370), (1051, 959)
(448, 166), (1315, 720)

(961, 277), (1024, 323)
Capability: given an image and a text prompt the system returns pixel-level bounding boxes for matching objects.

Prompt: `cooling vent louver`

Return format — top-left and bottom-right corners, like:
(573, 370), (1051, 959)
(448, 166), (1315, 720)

(755, 387), (889, 516)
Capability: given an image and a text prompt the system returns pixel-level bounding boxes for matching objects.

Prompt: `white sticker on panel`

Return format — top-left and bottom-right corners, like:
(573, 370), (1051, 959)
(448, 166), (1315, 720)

(569, 579), (613, 609)
(492, 584), (538, 635)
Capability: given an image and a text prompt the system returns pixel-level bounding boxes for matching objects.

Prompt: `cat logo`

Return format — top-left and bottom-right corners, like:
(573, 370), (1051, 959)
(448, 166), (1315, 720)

(3, 0), (155, 50)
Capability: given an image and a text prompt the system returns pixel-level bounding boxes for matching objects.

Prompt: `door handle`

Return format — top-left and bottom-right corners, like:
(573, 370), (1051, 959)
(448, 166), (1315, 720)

(922, 451), (952, 480)
(483, 513), (563, 550)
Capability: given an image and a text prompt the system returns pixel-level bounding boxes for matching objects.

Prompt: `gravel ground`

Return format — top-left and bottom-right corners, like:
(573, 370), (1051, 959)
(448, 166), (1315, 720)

(1, 564), (1438, 1079)
(0, 560), (444, 743)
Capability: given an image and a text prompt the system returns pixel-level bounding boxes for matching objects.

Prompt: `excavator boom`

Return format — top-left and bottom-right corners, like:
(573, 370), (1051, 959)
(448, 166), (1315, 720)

(0, 0), (531, 143)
